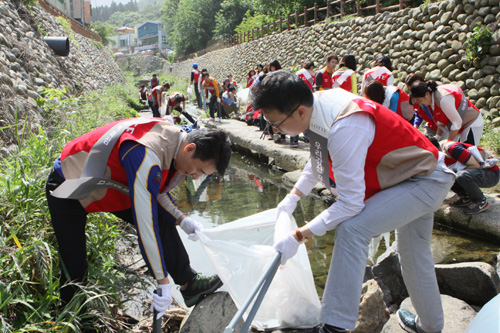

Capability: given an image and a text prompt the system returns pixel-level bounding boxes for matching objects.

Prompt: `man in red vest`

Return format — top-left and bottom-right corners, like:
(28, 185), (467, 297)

(46, 118), (231, 318)
(190, 64), (202, 108)
(251, 71), (454, 333)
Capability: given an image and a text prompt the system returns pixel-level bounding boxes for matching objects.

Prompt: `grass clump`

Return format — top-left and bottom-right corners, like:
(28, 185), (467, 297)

(0, 83), (145, 332)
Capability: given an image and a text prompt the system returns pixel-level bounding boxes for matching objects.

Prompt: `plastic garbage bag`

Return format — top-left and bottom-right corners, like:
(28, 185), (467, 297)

(466, 293), (500, 333)
(197, 209), (321, 331)
(237, 87), (250, 105)
(187, 85), (193, 99)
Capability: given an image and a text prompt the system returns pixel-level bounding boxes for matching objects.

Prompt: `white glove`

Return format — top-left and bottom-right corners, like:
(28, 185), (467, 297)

(217, 97), (221, 104)
(180, 217), (203, 241)
(150, 284), (173, 320)
(277, 194), (300, 217)
(273, 233), (300, 265)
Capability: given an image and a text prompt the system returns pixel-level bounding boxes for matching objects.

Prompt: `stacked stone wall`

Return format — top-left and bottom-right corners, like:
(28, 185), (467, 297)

(0, 0), (124, 148)
(160, 0), (500, 123)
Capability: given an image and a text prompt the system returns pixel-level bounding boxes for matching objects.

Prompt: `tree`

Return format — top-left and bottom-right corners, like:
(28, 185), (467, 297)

(90, 21), (115, 45)
(164, 0), (223, 56)
(213, 0), (253, 40)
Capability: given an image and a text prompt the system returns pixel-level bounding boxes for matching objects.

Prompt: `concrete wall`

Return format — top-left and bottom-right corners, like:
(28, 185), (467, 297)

(157, 0), (500, 123)
(0, 0), (123, 147)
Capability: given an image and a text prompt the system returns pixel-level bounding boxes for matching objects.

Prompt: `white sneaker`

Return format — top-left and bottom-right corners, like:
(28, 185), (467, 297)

(208, 117), (215, 122)
(215, 117), (221, 122)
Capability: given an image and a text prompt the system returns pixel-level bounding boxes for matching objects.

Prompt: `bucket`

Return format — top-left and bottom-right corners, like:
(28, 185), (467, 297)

(43, 37), (70, 56)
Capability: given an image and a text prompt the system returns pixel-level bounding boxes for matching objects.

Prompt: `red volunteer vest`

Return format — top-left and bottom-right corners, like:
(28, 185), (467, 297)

(432, 84), (479, 133)
(363, 69), (392, 86)
(60, 119), (178, 212)
(331, 68), (353, 93)
(315, 93), (438, 200)
(192, 69), (200, 82)
(317, 67), (333, 90)
(297, 68), (315, 91)
(168, 92), (185, 108)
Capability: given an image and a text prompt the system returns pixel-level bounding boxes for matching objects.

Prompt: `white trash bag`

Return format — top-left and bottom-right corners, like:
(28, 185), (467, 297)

(186, 85), (193, 100)
(197, 209), (321, 331)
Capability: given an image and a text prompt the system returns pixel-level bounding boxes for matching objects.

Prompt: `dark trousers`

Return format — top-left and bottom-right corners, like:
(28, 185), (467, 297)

(151, 104), (161, 117)
(174, 106), (196, 124)
(208, 95), (221, 119)
(451, 168), (500, 203)
(45, 169), (196, 304)
(194, 84), (202, 108)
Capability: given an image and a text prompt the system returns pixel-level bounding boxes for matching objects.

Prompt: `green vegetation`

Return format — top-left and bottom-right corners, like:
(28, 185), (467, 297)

(0, 83), (144, 331)
(465, 22), (492, 63)
(55, 16), (79, 48)
(481, 123), (500, 154)
(90, 21), (115, 46)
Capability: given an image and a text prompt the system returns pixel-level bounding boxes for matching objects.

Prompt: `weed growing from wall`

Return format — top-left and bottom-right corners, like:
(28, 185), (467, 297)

(465, 22), (492, 62)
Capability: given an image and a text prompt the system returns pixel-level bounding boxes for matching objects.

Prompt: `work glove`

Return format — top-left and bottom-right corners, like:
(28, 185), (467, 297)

(150, 284), (173, 320)
(273, 233), (300, 265)
(217, 97), (221, 104)
(180, 217), (203, 241)
(277, 194), (300, 217)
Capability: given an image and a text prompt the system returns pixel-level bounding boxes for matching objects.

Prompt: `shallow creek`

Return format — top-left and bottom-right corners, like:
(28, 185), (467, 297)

(172, 152), (500, 297)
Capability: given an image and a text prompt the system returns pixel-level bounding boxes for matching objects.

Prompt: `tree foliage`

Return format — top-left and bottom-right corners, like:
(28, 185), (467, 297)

(92, 0), (140, 22)
(90, 21), (115, 45)
(161, 0), (223, 56)
(213, 0), (253, 40)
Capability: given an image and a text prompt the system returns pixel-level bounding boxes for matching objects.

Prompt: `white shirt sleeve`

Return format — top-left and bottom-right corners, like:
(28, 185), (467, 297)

(294, 158), (317, 195)
(440, 94), (463, 131)
(386, 74), (395, 87)
(307, 112), (376, 236)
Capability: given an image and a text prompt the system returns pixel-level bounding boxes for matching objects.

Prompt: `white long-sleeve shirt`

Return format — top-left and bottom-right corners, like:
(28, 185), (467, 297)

(295, 112), (376, 236)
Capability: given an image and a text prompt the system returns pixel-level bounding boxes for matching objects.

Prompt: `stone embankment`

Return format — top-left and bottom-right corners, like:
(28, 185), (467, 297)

(124, 0), (500, 124)
(0, 0), (123, 150)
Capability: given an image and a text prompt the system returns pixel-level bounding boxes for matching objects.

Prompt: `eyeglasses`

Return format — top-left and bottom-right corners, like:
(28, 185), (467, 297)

(266, 103), (301, 130)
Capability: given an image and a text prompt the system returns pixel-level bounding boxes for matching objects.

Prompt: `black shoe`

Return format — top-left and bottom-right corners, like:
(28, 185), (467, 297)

(313, 324), (346, 333)
(181, 273), (223, 307)
(464, 197), (489, 215)
(450, 195), (471, 207)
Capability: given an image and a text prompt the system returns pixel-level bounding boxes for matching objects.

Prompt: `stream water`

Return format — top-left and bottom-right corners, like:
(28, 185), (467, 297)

(172, 152), (500, 297)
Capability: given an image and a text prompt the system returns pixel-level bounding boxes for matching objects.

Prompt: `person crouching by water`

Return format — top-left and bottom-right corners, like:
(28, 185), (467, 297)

(46, 118), (231, 319)
(251, 71), (455, 333)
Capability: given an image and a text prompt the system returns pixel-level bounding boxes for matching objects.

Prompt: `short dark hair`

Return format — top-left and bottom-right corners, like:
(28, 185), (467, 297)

(364, 80), (385, 104)
(202, 73), (210, 78)
(162, 83), (170, 89)
(140, 85), (145, 88)
(269, 60), (282, 70)
(228, 86), (236, 92)
(303, 61), (315, 70)
(340, 54), (356, 71)
(410, 80), (438, 98)
(326, 54), (339, 62)
(251, 70), (313, 115)
(186, 129), (231, 175)
(375, 54), (392, 71)
(175, 95), (183, 102)
(425, 135), (441, 150)
(405, 73), (425, 88)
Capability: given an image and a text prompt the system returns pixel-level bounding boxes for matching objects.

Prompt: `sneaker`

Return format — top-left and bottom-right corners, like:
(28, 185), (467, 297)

(450, 195), (471, 207)
(215, 117), (221, 122)
(464, 197), (489, 215)
(482, 158), (499, 169)
(274, 137), (286, 144)
(397, 309), (420, 333)
(290, 142), (299, 148)
(208, 117), (215, 122)
(180, 273), (223, 307)
(312, 324), (346, 333)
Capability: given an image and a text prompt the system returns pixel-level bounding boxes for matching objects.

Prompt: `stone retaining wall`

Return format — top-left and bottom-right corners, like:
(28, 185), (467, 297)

(158, 0), (500, 123)
(0, 0), (123, 148)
